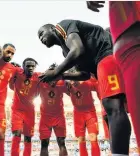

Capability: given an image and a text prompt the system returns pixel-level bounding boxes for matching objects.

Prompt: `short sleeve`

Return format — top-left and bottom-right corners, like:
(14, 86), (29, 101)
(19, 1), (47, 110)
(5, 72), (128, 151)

(56, 20), (79, 40)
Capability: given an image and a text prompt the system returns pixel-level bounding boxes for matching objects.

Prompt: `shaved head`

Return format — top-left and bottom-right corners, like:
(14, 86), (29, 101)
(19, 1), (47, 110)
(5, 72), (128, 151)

(38, 24), (56, 48)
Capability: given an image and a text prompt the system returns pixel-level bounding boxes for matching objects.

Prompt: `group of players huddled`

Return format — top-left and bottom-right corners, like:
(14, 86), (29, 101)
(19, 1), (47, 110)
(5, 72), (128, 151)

(0, 43), (106, 156)
(1, 1), (140, 156)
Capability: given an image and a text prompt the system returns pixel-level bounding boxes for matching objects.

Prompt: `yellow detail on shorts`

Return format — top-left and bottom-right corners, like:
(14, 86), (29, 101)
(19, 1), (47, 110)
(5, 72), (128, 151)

(108, 75), (120, 90)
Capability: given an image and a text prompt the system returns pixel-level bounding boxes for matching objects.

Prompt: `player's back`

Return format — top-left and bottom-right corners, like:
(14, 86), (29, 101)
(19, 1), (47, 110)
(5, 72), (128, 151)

(56, 19), (113, 65)
(109, 1), (140, 43)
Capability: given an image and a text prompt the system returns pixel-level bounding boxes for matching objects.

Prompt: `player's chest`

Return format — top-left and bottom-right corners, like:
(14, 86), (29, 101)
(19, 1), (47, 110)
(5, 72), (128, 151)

(71, 86), (90, 99)
(16, 77), (37, 95)
(42, 85), (62, 99)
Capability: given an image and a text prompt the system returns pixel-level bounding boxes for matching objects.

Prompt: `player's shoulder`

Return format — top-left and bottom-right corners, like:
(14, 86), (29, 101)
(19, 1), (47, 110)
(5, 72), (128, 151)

(6, 62), (15, 68)
(32, 72), (40, 80)
(90, 77), (98, 83)
(35, 72), (42, 77)
(56, 19), (80, 31)
(57, 19), (76, 26)
(85, 78), (97, 86)
(6, 62), (21, 72)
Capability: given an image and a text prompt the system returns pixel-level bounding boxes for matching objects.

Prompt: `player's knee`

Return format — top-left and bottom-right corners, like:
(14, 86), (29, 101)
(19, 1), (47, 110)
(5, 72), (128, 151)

(78, 136), (86, 143)
(89, 133), (97, 142)
(41, 139), (50, 148)
(102, 93), (126, 115)
(24, 136), (31, 142)
(0, 128), (5, 139)
(12, 130), (22, 137)
(57, 137), (66, 147)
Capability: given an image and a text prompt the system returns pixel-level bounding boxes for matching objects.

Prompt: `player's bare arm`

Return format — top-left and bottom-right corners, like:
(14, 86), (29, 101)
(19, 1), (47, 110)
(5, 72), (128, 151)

(39, 33), (86, 82)
(62, 70), (90, 81)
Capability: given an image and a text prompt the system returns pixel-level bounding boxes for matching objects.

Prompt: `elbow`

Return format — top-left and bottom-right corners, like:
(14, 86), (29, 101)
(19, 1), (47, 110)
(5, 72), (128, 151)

(85, 72), (91, 80)
(73, 47), (85, 60)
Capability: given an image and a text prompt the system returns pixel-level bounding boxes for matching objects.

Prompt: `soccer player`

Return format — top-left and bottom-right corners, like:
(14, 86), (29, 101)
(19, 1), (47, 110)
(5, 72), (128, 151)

(0, 43), (17, 156)
(9, 58), (39, 156)
(38, 19), (131, 155)
(39, 64), (68, 156)
(87, 1), (140, 151)
(67, 77), (100, 156)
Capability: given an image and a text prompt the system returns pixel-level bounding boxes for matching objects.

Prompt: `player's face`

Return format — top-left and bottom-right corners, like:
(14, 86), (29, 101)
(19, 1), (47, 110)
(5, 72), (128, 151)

(24, 61), (36, 77)
(38, 27), (54, 48)
(2, 46), (15, 62)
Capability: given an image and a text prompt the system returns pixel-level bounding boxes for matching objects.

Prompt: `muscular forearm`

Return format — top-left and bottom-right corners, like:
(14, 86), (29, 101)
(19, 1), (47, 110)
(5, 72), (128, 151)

(54, 50), (82, 77)
(62, 71), (90, 81)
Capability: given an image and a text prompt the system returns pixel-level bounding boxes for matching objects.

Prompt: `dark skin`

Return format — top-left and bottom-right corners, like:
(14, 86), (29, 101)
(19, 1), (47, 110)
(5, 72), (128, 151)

(38, 26), (92, 82)
(41, 137), (67, 156)
(38, 24), (131, 154)
(12, 60), (36, 143)
(86, 1), (105, 12)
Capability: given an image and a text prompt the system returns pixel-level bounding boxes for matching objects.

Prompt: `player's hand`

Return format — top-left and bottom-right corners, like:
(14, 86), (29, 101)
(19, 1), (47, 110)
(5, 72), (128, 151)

(86, 1), (105, 12)
(39, 70), (61, 83)
(11, 62), (21, 67)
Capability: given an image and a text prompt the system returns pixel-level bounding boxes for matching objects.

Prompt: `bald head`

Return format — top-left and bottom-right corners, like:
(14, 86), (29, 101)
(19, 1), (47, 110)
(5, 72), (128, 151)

(38, 24), (55, 48)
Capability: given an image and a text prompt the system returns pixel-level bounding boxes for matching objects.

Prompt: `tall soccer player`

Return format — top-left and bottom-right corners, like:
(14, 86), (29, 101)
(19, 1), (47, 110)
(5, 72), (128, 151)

(39, 64), (68, 156)
(37, 19), (131, 155)
(0, 43), (18, 156)
(9, 58), (39, 156)
(67, 76), (100, 156)
(87, 1), (140, 152)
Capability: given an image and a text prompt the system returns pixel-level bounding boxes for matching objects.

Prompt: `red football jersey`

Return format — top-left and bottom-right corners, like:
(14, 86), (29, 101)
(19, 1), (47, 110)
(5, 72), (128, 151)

(39, 80), (67, 116)
(69, 79), (98, 112)
(0, 60), (17, 106)
(11, 71), (39, 111)
(109, 1), (140, 43)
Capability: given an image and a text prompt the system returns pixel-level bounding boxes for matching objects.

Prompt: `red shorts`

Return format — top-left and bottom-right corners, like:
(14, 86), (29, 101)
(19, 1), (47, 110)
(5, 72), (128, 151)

(39, 114), (66, 140)
(74, 110), (98, 137)
(0, 105), (6, 132)
(11, 109), (35, 137)
(97, 55), (125, 99)
(109, 1), (140, 43)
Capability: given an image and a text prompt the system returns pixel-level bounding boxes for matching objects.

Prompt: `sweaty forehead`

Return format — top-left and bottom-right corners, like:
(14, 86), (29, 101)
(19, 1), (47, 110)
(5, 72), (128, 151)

(25, 61), (36, 66)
